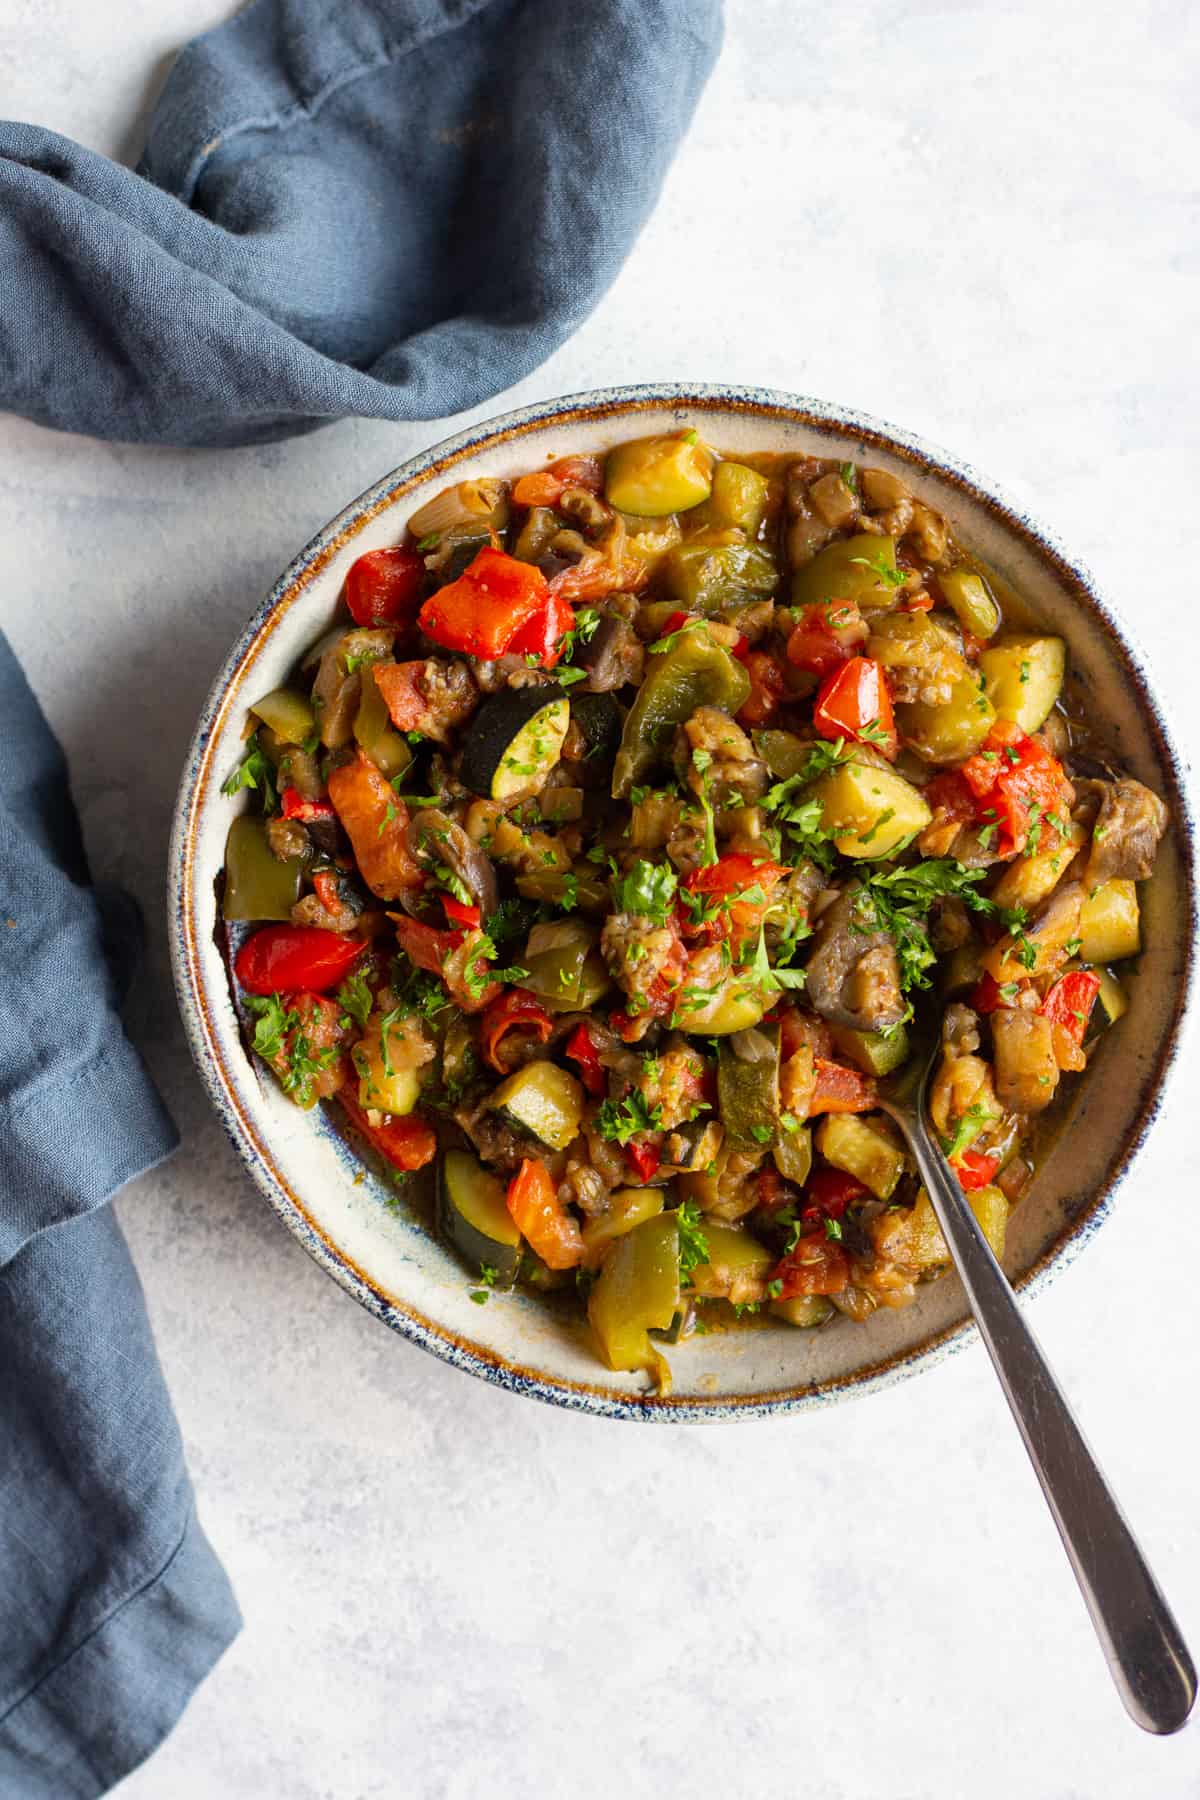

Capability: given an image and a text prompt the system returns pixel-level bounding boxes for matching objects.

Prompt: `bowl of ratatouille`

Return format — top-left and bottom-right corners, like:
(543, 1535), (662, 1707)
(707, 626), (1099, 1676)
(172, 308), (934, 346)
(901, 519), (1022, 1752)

(169, 385), (1195, 1419)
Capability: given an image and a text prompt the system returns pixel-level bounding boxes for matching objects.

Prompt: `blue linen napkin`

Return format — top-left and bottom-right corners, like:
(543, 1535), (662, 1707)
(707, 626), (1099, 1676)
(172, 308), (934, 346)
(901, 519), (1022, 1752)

(0, 0), (722, 448)
(0, 630), (241, 1797)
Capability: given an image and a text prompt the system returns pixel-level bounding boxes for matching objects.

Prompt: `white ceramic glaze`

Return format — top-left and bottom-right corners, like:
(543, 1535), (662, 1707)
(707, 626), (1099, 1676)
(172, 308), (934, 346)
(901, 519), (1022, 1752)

(168, 385), (1197, 1420)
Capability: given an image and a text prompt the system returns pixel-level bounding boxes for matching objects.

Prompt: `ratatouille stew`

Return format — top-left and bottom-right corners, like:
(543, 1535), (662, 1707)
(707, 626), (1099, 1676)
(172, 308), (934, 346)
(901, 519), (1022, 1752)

(220, 432), (1167, 1388)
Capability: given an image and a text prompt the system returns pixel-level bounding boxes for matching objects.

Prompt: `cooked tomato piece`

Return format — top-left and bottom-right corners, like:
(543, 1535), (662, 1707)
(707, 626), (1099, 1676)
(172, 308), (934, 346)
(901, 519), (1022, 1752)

(951, 1148), (1000, 1191)
(624, 1139), (662, 1182)
(393, 916), (462, 975)
(681, 853), (788, 946)
(338, 1089), (437, 1171)
(512, 471), (567, 508)
(807, 1058), (876, 1117)
(506, 1159), (584, 1270)
(785, 599), (867, 676)
(344, 546), (425, 627)
(812, 656), (897, 758)
(327, 753), (424, 901)
(769, 1233), (850, 1298)
(960, 720), (1073, 857)
(565, 1023), (606, 1097)
(737, 650), (786, 726)
(800, 1168), (868, 1223)
(235, 925), (366, 995)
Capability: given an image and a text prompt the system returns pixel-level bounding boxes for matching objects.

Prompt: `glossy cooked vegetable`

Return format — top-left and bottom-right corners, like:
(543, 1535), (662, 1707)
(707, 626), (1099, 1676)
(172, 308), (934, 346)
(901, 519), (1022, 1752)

(219, 428), (1169, 1392)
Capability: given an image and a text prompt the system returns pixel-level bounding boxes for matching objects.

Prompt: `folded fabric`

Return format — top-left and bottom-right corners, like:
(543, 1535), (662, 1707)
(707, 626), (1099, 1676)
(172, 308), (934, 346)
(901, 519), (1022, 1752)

(0, 0), (722, 448)
(0, 629), (240, 1797)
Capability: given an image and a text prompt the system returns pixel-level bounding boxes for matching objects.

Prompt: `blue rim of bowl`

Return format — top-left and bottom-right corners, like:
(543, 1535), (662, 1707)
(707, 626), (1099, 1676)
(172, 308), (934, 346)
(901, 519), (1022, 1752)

(168, 382), (1199, 1423)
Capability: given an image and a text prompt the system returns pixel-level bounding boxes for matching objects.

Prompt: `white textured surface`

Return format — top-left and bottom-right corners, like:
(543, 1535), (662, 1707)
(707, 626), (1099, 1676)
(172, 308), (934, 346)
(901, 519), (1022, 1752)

(4, 0), (1199, 1793)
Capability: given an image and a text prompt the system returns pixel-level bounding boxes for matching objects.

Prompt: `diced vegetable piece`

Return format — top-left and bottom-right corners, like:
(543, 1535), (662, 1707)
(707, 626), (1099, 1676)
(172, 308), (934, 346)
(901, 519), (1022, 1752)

(815, 1111), (906, 1200)
(813, 656), (897, 758)
(604, 433), (713, 517)
(785, 599), (868, 677)
(353, 666), (414, 780)
(768, 1232), (850, 1299)
(612, 632), (750, 797)
(941, 943), (984, 997)
(718, 1023), (780, 1152)
(671, 976), (768, 1037)
(569, 692), (623, 768)
(439, 1148), (522, 1287)
(808, 1059), (876, 1116)
(969, 1184), (1010, 1259)
(790, 533), (900, 612)
(581, 1187), (665, 1265)
(222, 815), (304, 921)
(418, 547), (549, 659)
(354, 1032), (422, 1117)
(516, 866), (610, 915)
(458, 688), (569, 801)
(753, 729), (815, 780)
(1092, 966), (1127, 1030)
(897, 672), (995, 763)
(983, 882), (1085, 985)
(538, 786), (585, 823)
(235, 924), (365, 995)
(938, 567), (1000, 639)
(809, 759), (931, 859)
(521, 921), (601, 1012)
(662, 532), (779, 614)
(479, 990), (554, 1073)
(769, 1294), (834, 1328)
(961, 720), (1073, 858)
(1041, 969), (1101, 1045)
(506, 1158), (583, 1270)
(772, 1122), (812, 1185)
(339, 1090), (437, 1174)
(1078, 879), (1140, 963)
(979, 635), (1066, 734)
(587, 1212), (681, 1381)
(708, 461), (770, 533)
(687, 1224), (773, 1302)
(344, 546), (426, 627)
(489, 1060), (584, 1151)
(250, 687), (316, 745)
(988, 819), (1085, 912)
(663, 1118), (724, 1172)
(828, 1022), (909, 1077)
(327, 752), (424, 900)
(407, 478), (506, 543)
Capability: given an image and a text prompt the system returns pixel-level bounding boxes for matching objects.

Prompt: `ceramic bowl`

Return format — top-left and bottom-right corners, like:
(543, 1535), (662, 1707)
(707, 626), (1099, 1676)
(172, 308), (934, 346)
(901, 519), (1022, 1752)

(168, 384), (1196, 1420)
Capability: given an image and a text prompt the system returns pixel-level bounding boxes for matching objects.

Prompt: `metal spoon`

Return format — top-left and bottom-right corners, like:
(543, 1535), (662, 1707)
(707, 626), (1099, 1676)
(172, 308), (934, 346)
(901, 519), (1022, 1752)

(879, 1052), (1196, 1735)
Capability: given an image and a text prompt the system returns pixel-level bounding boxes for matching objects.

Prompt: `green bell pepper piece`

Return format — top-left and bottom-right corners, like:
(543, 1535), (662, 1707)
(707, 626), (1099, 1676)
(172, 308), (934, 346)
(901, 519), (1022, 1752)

(588, 1212), (681, 1379)
(718, 1022), (780, 1152)
(790, 533), (900, 611)
(772, 1122), (813, 1186)
(662, 531), (779, 615)
(250, 687), (316, 745)
(521, 921), (604, 1012)
(354, 668), (414, 781)
(222, 815), (304, 921)
(612, 632), (751, 797)
(707, 462), (770, 534)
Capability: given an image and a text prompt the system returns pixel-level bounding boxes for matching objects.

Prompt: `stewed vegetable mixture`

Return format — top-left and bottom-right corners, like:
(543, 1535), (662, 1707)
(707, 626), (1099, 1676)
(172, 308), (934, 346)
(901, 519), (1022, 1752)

(221, 431), (1167, 1389)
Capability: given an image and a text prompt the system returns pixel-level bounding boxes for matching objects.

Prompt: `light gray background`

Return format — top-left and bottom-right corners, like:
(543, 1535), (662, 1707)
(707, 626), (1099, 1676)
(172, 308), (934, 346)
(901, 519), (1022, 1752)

(4, 2), (1199, 1795)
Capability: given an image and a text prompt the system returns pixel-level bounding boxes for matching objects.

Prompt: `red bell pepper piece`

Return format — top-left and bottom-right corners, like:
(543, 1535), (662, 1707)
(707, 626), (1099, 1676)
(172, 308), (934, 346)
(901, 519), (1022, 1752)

(737, 650), (786, 727)
(813, 656), (897, 758)
(682, 853), (789, 947)
(951, 1148), (1001, 1191)
(565, 1023), (606, 1097)
(785, 599), (868, 676)
(280, 787), (336, 823)
(608, 1009), (641, 1044)
(311, 870), (343, 916)
(344, 546), (426, 627)
(624, 1139), (662, 1183)
(234, 925), (366, 996)
(506, 1159), (584, 1270)
(417, 547), (550, 659)
(338, 1089), (437, 1172)
(769, 1233), (850, 1299)
(393, 915), (464, 976)
(800, 1167), (868, 1223)
(807, 1058), (876, 1117)
(960, 720), (1072, 858)
(506, 586), (575, 668)
(479, 989), (555, 1073)
(1041, 970), (1101, 1045)
(441, 894), (481, 929)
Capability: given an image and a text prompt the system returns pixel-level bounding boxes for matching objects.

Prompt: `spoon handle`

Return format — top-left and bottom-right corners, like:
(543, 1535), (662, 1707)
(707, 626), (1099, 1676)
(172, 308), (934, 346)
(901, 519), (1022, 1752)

(901, 1119), (1195, 1734)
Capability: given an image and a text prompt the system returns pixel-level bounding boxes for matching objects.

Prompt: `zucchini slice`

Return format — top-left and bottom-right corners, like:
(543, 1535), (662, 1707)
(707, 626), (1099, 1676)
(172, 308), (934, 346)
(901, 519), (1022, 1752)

(439, 1148), (521, 1287)
(569, 692), (623, 767)
(459, 686), (569, 801)
(718, 1023), (780, 1153)
(815, 1112), (907, 1201)
(489, 1060), (584, 1151)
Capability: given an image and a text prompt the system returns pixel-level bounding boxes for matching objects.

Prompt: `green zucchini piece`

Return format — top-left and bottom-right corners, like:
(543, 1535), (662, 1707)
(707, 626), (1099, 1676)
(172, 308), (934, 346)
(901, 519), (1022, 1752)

(662, 1118), (724, 1172)
(687, 1223), (773, 1302)
(772, 1122), (812, 1186)
(791, 533), (900, 612)
(979, 634), (1065, 735)
(489, 1059), (584, 1151)
(707, 461), (770, 534)
(769, 1294), (834, 1328)
(604, 433), (713, 516)
(521, 921), (601, 1012)
(250, 686), (316, 745)
(662, 532), (779, 615)
(828, 1022), (909, 1078)
(439, 1148), (521, 1287)
(569, 692), (623, 767)
(459, 687), (569, 801)
(718, 1023), (780, 1153)
(515, 865), (610, 915)
(1089, 966), (1128, 1035)
(815, 1112), (907, 1201)
(581, 1187), (665, 1262)
(938, 567), (1000, 639)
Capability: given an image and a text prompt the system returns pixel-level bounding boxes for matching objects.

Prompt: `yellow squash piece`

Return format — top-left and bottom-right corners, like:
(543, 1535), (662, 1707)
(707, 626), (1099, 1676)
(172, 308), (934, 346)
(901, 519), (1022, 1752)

(810, 759), (932, 859)
(1078, 879), (1140, 963)
(604, 433), (713, 516)
(979, 634), (1066, 735)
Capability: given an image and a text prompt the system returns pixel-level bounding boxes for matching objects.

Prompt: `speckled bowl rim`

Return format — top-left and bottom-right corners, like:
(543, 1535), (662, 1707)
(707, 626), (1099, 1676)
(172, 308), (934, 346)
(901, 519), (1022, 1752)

(168, 382), (1198, 1423)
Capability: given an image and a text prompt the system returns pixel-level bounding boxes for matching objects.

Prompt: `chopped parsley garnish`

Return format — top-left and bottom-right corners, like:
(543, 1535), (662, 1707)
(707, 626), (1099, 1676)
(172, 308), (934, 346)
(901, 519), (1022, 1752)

(336, 969), (374, 1030)
(675, 1200), (710, 1282)
(221, 732), (278, 813)
(596, 1090), (664, 1144)
(612, 858), (678, 924)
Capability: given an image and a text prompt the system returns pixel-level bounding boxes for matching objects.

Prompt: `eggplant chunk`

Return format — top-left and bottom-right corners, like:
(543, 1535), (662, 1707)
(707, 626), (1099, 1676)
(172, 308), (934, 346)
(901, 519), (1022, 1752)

(991, 1009), (1060, 1113)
